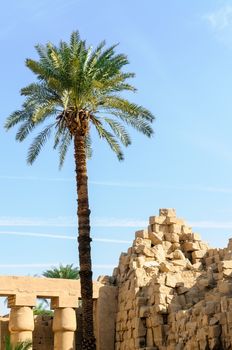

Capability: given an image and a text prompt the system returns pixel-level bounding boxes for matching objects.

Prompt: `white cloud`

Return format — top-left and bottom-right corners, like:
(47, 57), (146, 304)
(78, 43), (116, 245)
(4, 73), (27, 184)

(0, 263), (115, 270)
(203, 5), (232, 46)
(3, 175), (232, 194)
(0, 175), (73, 182)
(0, 230), (131, 244)
(0, 216), (146, 228)
(191, 221), (232, 229)
(204, 5), (232, 31)
(92, 217), (146, 228)
(0, 216), (75, 227)
(0, 263), (58, 268)
(3, 213), (232, 231)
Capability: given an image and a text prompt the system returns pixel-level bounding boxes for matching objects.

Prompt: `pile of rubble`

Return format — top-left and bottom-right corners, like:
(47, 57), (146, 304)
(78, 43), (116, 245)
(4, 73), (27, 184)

(111, 208), (232, 350)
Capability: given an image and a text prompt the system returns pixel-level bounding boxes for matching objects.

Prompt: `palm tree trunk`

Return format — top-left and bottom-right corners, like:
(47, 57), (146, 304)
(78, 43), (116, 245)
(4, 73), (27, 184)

(74, 133), (96, 350)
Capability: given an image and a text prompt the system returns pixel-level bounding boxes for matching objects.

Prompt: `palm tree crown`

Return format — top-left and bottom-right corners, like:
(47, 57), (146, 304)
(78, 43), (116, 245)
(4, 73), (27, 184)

(5, 31), (154, 165)
(42, 263), (79, 279)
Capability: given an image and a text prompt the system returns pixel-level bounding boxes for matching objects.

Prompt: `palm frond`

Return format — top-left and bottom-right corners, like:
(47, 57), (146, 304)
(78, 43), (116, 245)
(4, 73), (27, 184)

(93, 118), (124, 160)
(85, 132), (93, 159)
(15, 120), (36, 142)
(4, 110), (29, 130)
(100, 96), (155, 122)
(58, 129), (72, 169)
(27, 124), (54, 164)
(103, 118), (131, 146)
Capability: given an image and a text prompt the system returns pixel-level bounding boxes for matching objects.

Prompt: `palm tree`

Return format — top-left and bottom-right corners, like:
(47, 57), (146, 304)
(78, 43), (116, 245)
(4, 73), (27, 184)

(42, 263), (79, 279)
(5, 336), (32, 350)
(5, 31), (154, 349)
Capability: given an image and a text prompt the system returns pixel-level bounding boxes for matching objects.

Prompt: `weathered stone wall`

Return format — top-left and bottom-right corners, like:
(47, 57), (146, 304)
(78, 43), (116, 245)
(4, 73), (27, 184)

(113, 208), (232, 350)
(0, 315), (53, 350)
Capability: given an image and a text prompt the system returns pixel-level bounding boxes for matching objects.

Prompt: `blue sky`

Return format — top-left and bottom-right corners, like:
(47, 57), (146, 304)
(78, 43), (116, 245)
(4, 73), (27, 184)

(2, 0), (232, 290)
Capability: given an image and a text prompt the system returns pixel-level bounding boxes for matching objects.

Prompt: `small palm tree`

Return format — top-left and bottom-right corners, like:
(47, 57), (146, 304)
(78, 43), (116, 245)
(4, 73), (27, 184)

(33, 301), (54, 316)
(5, 336), (32, 350)
(5, 31), (154, 349)
(42, 264), (79, 279)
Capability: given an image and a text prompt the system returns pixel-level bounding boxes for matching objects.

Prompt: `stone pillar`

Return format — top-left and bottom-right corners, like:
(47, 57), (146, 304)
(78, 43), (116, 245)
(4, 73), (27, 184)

(53, 307), (77, 350)
(95, 285), (117, 350)
(9, 306), (34, 346)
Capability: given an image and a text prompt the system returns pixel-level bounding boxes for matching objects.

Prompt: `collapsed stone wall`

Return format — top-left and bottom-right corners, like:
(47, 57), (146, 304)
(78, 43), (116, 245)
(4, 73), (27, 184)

(112, 208), (232, 350)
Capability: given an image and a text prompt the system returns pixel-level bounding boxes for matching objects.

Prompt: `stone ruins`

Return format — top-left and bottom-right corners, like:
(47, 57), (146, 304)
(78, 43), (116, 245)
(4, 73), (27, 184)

(111, 208), (232, 350)
(0, 277), (117, 350)
(2, 208), (232, 349)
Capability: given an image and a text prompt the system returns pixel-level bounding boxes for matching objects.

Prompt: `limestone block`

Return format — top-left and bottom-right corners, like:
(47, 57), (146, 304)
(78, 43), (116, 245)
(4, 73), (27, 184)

(181, 226), (192, 234)
(159, 261), (175, 273)
(135, 229), (149, 239)
(182, 242), (200, 252)
(155, 293), (166, 306)
(125, 299), (133, 311)
(134, 337), (146, 348)
(223, 269), (232, 277)
(169, 224), (182, 234)
(8, 294), (36, 308)
(149, 232), (163, 245)
(129, 260), (138, 270)
(172, 242), (181, 250)
(205, 256), (214, 266)
(218, 312), (227, 325)
(176, 283), (188, 295)
(196, 277), (210, 290)
(177, 294), (186, 307)
(165, 274), (179, 288)
(149, 216), (166, 225)
(134, 237), (151, 248)
(191, 233), (201, 241)
(159, 208), (176, 217)
(218, 260), (232, 272)
(139, 306), (151, 318)
(152, 325), (165, 343)
(134, 318), (146, 337)
(199, 242), (209, 250)
(154, 304), (168, 314)
(191, 262), (203, 270)
(152, 224), (168, 234)
(208, 338), (221, 349)
(113, 267), (119, 276)
(218, 281), (232, 295)
(137, 256), (146, 267)
(208, 325), (221, 338)
(164, 232), (179, 243)
(205, 301), (217, 315)
(172, 260), (187, 268)
(128, 309), (136, 320)
(135, 245), (154, 257)
(173, 249), (186, 260)
(163, 241), (172, 252)
(153, 245), (166, 262)
(143, 261), (159, 268)
(192, 250), (206, 259)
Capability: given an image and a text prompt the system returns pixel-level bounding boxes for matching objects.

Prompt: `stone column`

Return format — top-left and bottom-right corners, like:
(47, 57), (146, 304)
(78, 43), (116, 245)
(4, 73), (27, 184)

(53, 307), (77, 350)
(9, 306), (34, 346)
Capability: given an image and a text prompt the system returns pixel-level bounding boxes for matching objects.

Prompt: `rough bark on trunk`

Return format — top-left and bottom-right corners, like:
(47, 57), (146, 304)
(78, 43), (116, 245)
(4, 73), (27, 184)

(74, 133), (96, 350)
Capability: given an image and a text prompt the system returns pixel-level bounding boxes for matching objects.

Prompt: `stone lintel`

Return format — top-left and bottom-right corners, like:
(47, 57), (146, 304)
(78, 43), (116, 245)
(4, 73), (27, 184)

(51, 296), (79, 309)
(7, 294), (37, 308)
